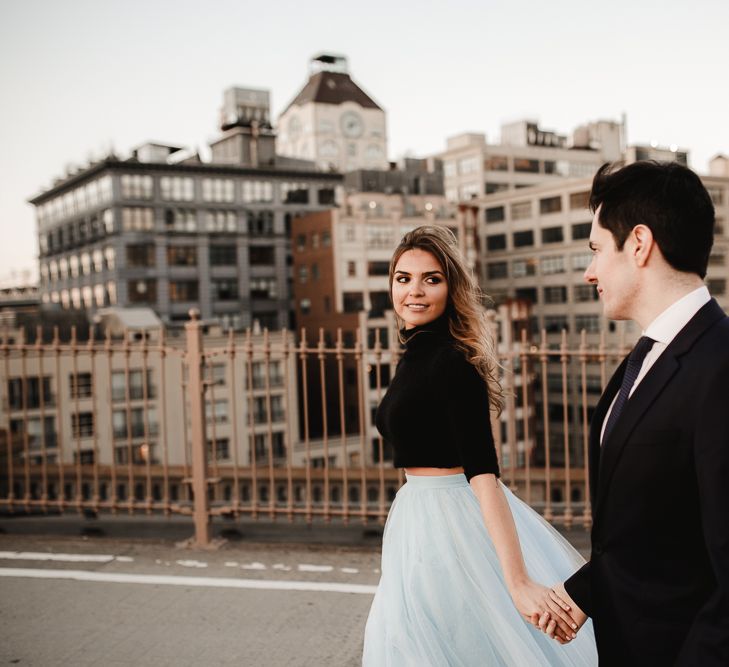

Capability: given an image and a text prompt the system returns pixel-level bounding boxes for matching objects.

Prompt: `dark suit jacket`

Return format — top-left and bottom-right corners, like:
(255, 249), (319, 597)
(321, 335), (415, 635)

(564, 299), (729, 666)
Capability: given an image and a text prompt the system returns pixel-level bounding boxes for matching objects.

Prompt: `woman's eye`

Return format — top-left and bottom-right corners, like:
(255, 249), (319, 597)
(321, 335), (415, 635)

(396, 276), (409, 283)
(426, 277), (441, 284)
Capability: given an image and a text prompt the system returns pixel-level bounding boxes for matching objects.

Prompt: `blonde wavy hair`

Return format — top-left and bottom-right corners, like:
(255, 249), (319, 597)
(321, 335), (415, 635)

(389, 225), (503, 412)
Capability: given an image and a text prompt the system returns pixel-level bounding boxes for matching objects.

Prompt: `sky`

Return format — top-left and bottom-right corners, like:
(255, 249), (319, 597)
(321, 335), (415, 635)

(1, 0), (727, 286)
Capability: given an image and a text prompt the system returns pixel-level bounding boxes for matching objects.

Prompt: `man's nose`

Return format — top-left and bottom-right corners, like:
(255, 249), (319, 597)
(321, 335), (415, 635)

(583, 259), (597, 284)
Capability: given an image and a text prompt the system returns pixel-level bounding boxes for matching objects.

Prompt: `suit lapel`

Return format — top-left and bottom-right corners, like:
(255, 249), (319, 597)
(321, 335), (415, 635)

(593, 300), (726, 513)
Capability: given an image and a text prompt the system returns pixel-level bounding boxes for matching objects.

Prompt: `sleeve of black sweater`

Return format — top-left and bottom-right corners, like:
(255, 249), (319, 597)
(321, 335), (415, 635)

(436, 347), (500, 481)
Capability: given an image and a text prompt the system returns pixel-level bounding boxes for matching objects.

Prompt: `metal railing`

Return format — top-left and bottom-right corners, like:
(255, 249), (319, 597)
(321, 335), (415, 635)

(1, 313), (630, 546)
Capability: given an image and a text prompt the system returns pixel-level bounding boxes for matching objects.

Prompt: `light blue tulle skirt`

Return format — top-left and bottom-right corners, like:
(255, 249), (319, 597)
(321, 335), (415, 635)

(363, 474), (597, 666)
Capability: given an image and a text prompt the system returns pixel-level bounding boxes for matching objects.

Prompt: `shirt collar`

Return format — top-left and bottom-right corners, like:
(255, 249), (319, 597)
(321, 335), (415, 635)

(643, 286), (711, 345)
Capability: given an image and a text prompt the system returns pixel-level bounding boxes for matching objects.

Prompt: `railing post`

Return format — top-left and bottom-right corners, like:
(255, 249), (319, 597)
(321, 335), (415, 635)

(185, 309), (211, 547)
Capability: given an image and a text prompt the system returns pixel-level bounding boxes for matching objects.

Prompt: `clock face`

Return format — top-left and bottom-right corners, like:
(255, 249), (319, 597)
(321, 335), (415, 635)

(340, 111), (364, 138)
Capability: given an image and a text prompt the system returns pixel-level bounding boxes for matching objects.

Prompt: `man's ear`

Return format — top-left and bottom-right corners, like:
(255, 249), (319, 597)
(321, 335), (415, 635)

(631, 224), (655, 267)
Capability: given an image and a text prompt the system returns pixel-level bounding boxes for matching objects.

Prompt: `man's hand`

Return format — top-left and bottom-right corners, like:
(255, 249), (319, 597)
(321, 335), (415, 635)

(540, 582), (588, 644)
(509, 578), (579, 643)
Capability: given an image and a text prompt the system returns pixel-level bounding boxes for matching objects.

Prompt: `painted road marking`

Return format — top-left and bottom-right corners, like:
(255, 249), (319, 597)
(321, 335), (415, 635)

(0, 567), (378, 595)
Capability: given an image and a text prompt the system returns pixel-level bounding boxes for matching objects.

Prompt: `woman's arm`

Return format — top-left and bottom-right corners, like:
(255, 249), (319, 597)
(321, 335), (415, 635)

(470, 473), (578, 641)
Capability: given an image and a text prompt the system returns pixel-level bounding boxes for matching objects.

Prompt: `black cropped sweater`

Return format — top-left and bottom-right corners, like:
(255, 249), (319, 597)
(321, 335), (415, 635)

(375, 314), (500, 481)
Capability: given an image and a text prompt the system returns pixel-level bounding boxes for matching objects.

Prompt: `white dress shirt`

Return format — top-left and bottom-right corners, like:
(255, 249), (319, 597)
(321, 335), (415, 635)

(600, 286), (711, 444)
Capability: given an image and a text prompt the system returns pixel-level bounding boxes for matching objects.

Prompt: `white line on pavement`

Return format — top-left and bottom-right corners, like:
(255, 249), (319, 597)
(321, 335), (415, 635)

(0, 567), (378, 595)
(0, 551), (115, 563)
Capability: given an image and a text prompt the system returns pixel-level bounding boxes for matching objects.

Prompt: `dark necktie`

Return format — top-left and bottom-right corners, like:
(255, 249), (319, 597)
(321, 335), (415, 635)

(602, 336), (655, 444)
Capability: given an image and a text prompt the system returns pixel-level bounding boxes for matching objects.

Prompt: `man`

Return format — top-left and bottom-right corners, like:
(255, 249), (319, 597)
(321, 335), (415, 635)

(542, 161), (729, 665)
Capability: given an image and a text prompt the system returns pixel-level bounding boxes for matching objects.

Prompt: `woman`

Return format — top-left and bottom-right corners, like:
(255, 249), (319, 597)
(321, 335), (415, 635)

(363, 226), (597, 666)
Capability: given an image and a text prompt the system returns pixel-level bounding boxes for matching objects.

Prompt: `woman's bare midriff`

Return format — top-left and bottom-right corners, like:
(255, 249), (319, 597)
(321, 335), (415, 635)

(405, 466), (465, 476)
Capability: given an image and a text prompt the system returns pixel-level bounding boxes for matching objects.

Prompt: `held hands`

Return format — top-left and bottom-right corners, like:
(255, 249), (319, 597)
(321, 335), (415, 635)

(534, 582), (588, 644)
(509, 578), (579, 643)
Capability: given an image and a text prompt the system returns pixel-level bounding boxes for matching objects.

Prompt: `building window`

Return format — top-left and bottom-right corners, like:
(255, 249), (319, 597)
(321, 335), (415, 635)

(571, 222), (592, 240)
(7, 377), (53, 410)
(250, 277), (277, 299)
(299, 298), (311, 315)
(542, 226), (564, 244)
(111, 370), (155, 401)
(569, 191), (590, 210)
(515, 287), (538, 304)
(510, 201), (532, 220)
(165, 208), (197, 232)
(486, 234), (507, 251)
(211, 280), (238, 301)
(169, 280), (198, 302)
(9, 416), (57, 450)
(201, 178), (234, 203)
(71, 412), (94, 438)
(343, 292), (364, 313)
(122, 207), (154, 231)
(247, 210), (274, 235)
(484, 155), (509, 171)
(367, 261), (390, 276)
(514, 158), (539, 173)
(209, 245), (237, 266)
(572, 252), (592, 271)
(513, 230), (534, 248)
(347, 261), (357, 277)
(544, 315), (569, 333)
(512, 258), (536, 277)
(167, 246), (197, 266)
(160, 177), (194, 201)
(541, 255), (565, 275)
(321, 231), (331, 247)
(205, 210), (237, 233)
(281, 182), (309, 204)
(485, 182), (509, 194)
(311, 263), (319, 280)
(485, 206), (505, 223)
(128, 280), (157, 304)
(574, 284), (599, 302)
(126, 244), (155, 267)
(369, 291), (390, 317)
(249, 246), (275, 266)
(113, 407), (158, 440)
(707, 278), (727, 296)
(242, 181), (273, 203)
(487, 262), (508, 279)
(708, 252), (725, 267)
(318, 187), (336, 205)
(207, 438), (230, 462)
(575, 314), (600, 333)
(540, 196), (563, 215)
(121, 174), (153, 200)
(544, 286), (568, 303)
(205, 399), (229, 425)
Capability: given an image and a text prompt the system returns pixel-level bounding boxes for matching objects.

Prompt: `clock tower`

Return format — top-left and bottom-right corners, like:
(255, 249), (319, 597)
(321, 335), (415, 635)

(277, 54), (388, 172)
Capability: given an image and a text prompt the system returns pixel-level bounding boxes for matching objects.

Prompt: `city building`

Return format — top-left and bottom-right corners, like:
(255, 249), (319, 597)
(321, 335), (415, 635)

(0, 316), (298, 503)
(30, 88), (343, 330)
(440, 118), (625, 202)
(276, 53), (389, 173)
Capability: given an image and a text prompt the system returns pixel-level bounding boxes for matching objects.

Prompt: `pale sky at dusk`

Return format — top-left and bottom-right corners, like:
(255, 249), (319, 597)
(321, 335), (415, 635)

(1, 0), (727, 285)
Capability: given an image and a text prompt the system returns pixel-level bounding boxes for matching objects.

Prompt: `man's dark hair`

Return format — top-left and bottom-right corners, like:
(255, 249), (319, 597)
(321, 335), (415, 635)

(589, 160), (715, 278)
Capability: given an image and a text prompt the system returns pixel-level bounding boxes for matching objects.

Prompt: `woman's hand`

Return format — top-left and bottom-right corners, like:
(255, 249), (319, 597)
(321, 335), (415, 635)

(541, 582), (588, 643)
(509, 578), (578, 643)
